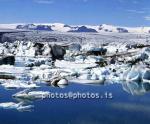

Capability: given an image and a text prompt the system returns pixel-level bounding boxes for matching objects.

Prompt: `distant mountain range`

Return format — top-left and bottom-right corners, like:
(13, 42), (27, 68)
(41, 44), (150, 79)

(0, 23), (150, 33)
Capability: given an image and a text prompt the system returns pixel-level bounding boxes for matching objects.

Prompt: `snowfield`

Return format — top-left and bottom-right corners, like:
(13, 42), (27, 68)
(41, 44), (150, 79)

(1, 23), (150, 33)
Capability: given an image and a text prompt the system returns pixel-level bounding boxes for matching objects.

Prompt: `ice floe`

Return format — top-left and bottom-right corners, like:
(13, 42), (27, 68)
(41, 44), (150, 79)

(55, 60), (98, 69)
(0, 102), (34, 112)
(1, 80), (39, 89)
(13, 90), (50, 100)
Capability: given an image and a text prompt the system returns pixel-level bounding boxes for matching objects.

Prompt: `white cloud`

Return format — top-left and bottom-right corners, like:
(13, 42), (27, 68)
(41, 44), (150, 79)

(118, 0), (139, 4)
(144, 16), (150, 21)
(126, 9), (145, 14)
(34, 0), (54, 4)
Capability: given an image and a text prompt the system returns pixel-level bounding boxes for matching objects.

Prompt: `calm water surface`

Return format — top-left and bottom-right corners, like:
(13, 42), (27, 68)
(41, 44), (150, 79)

(0, 82), (150, 124)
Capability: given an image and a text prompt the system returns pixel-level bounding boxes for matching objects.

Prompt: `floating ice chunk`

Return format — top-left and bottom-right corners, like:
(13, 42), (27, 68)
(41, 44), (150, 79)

(126, 72), (141, 82)
(30, 68), (52, 81)
(75, 55), (85, 63)
(141, 53), (149, 60)
(24, 47), (36, 57)
(20, 83), (39, 89)
(57, 78), (68, 85)
(0, 101), (34, 112)
(31, 67), (76, 82)
(91, 68), (102, 76)
(15, 42), (25, 56)
(40, 64), (52, 70)
(42, 43), (52, 56)
(1, 81), (39, 89)
(59, 72), (71, 77)
(121, 67), (131, 81)
(0, 72), (16, 80)
(78, 69), (91, 75)
(98, 76), (105, 82)
(126, 66), (141, 82)
(49, 74), (69, 86)
(101, 70), (110, 76)
(13, 90), (50, 100)
(84, 56), (104, 63)
(107, 74), (121, 81)
(25, 58), (51, 67)
(16, 41), (36, 57)
(78, 74), (91, 80)
(55, 60), (97, 69)
(91, 73), (99, 80)
(0, 65), (25, 74)
(0, 102), (23, 109)
(81, 44), (96, 51)
(142, 47), (150, 58)
(105, 45), (117, 54)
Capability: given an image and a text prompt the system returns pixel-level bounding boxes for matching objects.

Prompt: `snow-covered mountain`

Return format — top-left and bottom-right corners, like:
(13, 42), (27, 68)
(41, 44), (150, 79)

(0, 23), (150, 33)
(16, 24), (53, 31)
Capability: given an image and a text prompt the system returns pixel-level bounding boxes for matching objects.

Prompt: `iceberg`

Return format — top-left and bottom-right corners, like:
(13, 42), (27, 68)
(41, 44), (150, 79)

(57, 78), (68, 85)
(126, 66), (141, 82)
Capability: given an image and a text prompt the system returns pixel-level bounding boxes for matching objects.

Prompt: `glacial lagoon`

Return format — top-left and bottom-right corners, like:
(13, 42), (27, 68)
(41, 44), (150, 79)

(1, 82), (150, 124)
(0, 31), (150, 124)
(0, 57), (150, 124)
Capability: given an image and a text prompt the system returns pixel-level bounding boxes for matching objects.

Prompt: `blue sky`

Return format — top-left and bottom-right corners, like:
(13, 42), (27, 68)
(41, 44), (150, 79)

(0, 0), (150, 26)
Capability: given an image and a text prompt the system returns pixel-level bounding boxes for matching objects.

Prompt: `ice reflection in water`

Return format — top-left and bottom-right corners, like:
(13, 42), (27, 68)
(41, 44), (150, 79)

(122, 81), (150, 95)
(1, 80), (150, 112)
